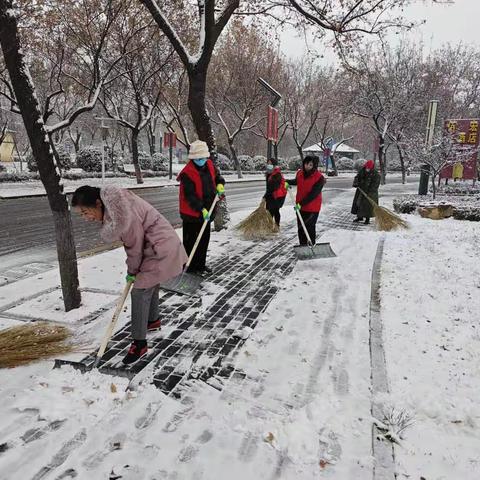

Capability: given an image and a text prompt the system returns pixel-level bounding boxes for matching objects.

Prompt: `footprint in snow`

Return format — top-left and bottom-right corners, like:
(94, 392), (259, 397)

(177, 429), (213, 463)
(82, 432), (127, 470)
(21, 419), (66, 444)
(55, 469), (77, 479)
(135, 402), (162, 430)
(238, 432), (259, 462)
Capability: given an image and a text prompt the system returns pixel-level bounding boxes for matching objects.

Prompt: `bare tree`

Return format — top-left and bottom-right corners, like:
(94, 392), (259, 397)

(344, 42), (425, 183)
(401, 130), (475, 199)
(0, 1), (81, 310)
(100, 3), (175, 183)
(0, 0), (124, 311)
(139, 0), (239, 155)
(209, 20), (279, 177)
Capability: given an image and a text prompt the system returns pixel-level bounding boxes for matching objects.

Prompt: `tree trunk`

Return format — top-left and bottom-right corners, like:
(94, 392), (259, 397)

(396, 144), (406, 184)
(187, 68), (229, 231)
(378, 136), (387, 185)
(187, 69), (216, 155)
(131, 129), (144, 184)
(49, 136), (62, 172)
(0, 3), (81, 311)
(296, 144), (304, 161)
(431, 173), (437, 199)
(330, 155), (338, 176)
(73, 131), (81, 153)
(229, 140), (242, 179)
(147, 124), (156, 156)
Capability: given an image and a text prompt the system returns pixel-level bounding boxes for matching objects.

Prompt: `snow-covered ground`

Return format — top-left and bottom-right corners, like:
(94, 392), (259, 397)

(381, 215), (480, 479)
(0, 181), (477, 479)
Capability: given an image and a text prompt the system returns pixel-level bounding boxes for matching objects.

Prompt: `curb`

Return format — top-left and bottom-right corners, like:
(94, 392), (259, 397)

(369, 236), (396, 479)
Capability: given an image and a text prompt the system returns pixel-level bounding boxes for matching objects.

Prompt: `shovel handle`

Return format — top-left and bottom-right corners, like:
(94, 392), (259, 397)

(94, 280), (133, 366)
(288, 189), (314, 247)
(185, 194), (220, 269)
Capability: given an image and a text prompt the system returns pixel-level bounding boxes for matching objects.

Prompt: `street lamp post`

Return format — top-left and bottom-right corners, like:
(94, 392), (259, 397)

(419, 100), (438, 195)
(257, 78), (282, 161)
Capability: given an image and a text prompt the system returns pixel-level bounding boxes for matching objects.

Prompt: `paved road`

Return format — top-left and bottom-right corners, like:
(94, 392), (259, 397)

(0, 175), (409, 273)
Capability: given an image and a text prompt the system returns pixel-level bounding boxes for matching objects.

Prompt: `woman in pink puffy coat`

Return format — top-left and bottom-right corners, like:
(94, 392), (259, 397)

(72, 185), (187, 364)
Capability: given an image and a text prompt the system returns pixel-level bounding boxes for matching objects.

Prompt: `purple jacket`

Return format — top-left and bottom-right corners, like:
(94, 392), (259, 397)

(100, 186), (187, 289)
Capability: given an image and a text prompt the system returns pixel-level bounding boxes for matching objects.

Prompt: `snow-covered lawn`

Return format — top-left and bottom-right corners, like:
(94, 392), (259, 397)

(381, 216), (480, 479)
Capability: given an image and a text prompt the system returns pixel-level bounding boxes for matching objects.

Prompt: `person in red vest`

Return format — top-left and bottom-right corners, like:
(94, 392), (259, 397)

(286, 155), (326, 245)
(264, 158), (287, 226)
(177, 140), (225, 274)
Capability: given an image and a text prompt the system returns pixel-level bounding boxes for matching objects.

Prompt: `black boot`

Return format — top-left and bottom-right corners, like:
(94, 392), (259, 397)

(364, 218), (370, 225)
(353, 217), (363, 223)
(122, 340), (147, 365)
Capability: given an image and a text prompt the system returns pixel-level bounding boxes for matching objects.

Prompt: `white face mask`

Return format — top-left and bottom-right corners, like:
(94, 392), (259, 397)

(266, 164), (274, 173)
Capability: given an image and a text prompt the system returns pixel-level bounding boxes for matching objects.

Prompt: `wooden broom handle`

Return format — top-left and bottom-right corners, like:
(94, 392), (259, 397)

(94, 280), (133, 366)
(288, 189), (314, 246)
(185, 194), (220, 269)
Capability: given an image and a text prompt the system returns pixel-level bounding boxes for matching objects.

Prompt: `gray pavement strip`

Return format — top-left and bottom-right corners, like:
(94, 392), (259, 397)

(369, 236), (396, 479)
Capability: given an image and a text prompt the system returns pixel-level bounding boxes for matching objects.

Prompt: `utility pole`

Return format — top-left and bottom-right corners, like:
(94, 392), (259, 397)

(419, 100), (438, 195)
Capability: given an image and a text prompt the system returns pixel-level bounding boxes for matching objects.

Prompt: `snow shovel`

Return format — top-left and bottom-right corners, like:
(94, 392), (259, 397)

(288, 189), (336, 260)
(53, 280), (133, 372)
(159, 194), (220, 296)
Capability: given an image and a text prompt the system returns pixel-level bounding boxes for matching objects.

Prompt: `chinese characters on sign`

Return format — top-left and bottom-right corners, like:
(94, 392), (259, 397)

(441, 119), (479, 180)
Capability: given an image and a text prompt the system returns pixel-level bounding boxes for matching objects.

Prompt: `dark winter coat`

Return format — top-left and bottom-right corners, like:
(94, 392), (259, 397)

(178, 160), (225, 223)
(351, 167), (381, 218)
(264, 168), (286, 211)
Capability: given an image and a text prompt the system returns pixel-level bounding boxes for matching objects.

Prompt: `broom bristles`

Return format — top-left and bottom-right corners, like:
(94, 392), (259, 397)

(0, 322), (76, 368)
(236, 199), (279, 240)
(358, 188), (409, 232)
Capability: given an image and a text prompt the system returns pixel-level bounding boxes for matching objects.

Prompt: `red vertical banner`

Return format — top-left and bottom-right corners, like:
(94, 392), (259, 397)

(163, 132), (177, 148)
(440, 119), (479, 180)
(267, 106), (279, 142)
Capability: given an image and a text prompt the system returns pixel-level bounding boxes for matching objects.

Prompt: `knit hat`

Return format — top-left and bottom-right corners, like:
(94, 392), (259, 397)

(268, 157), (278, 166)
(365, 160), (375, 170)
(188, 140), (210, 160)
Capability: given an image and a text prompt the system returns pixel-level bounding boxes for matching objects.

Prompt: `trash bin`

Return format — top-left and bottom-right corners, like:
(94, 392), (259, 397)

(418, 164), (430, 195)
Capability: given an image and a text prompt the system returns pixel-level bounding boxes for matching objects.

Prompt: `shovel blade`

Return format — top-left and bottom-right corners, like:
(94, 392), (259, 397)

(53, 358), (93, 373)
(293, 242), (336, 260)
(159, 272), (203, 296)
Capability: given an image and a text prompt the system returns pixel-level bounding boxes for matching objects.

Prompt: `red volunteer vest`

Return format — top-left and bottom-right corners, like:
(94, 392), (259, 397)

(296, 169), (323, 213)
(178, 159), (216, 217)
(268, 167), (287, 200)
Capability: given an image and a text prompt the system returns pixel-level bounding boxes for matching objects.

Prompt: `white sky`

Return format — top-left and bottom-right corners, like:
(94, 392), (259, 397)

(280, 0), (479, 63)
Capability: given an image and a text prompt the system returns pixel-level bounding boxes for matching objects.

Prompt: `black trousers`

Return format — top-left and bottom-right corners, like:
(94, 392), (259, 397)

(297, 211), (319, 245)
(266, 197), (285, 226)
(267, 207), (281, 226)
(183, 221), (211, 271)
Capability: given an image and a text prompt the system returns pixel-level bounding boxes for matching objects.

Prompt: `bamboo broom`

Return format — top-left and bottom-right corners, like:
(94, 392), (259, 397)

(0, 322), (76, 368)
(236, 198), (279, 240)
(358, 188), (409, 231)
